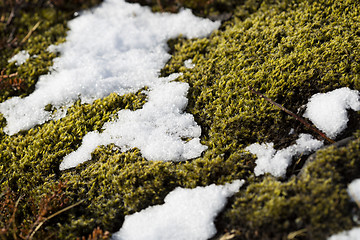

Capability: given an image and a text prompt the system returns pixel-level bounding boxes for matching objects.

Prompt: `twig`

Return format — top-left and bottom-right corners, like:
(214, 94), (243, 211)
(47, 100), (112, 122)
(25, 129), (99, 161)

(20, 21), (41, 45)
(156, 0), (163, 11)
(10, 195), (23, 240)
(248, 86), (335, 144)
(288, 229), (307, 239)
(5, 7), (15, 28)
(28, 200), (85, 240)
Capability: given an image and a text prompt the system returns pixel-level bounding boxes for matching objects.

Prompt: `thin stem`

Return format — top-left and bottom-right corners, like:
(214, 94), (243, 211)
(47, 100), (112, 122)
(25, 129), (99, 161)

(28, 200), (85, 240)
(248, 86), (335, 144)
(20, 21), (41, 45)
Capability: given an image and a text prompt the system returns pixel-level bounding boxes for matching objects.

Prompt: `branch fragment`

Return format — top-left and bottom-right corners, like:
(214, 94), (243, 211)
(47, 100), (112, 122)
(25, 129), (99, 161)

(248, 86), (335, 144)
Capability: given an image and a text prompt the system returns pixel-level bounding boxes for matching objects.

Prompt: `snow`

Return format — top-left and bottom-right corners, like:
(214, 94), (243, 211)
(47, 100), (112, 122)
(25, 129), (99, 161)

(304, 87), (360, 139)
(60, 81), (207, 170)
(348, 179), (360, 204)
(327, 227), (360, 240)
(0, 0), (220, 168)
(184, 59), (195, 69)
(0, 0), (219, 136)
(8, 50), (30, 66)
(329, 178), (360, 240)
(245, 134), (323, 177)
(112, 180), (244, 240)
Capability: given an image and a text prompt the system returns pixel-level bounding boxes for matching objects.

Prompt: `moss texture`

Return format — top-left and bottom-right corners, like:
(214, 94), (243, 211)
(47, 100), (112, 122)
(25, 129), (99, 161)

(219, 135), (360, 239)
(1, 0), (360, 239)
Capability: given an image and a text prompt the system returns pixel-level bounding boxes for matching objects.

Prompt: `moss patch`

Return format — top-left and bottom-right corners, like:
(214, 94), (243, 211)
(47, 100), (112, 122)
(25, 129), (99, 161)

(219, 135), (360, 240)
(1, 0), (360, 239)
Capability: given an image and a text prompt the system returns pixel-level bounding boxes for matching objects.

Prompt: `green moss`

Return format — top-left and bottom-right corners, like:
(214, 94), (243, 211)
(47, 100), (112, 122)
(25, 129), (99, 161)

(221, 136), (360, 240)
(0, 91), (146, 191)
(163, 0), (360, 148)
(54, 141), (252, 238)
(1, 0), (360, 239)
(0, 8), (68, 103)
(0, 1), (102, 103)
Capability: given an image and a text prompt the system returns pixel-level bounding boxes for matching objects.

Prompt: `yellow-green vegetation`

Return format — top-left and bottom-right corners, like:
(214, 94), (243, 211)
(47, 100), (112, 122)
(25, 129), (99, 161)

(1, 0), (360, 239)
(220, 135), (360, 240)
(0, 0), (102, 103)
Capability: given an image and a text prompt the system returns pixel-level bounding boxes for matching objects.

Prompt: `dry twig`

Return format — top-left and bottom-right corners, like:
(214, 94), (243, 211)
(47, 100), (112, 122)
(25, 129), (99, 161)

(248, 86), (335, 144)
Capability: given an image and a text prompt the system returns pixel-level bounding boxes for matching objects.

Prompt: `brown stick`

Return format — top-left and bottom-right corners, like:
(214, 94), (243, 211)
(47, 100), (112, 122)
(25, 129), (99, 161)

(20, 21), (41, 46)
(28, 200), (85, 240)
(248, 86), (335, 144)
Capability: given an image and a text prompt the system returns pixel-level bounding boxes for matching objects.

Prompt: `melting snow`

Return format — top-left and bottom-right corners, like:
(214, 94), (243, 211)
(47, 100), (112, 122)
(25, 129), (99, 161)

(348, 179), (360, 204)
(0, 0), (220, 169)
(328, 227), (360, 240)
(8, 50), (30, 66)
(246, 134), (323, 178)
(247, 87), (360, 178)
(184, 59), (195, 69)
(60, 81), (207, 170)
(112, 180), (244, 240)
(304, 87), (360, 139)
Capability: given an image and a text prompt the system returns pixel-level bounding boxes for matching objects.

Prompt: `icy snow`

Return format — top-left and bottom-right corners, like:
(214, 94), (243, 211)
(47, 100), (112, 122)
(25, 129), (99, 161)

(8, 50), (30, 66)
(328, 227), (360, 240)
(112, 180), (244, 240)
(0, 0), (220, 168)
(246, 134), (323, 177)
(304, 87), (360, 139)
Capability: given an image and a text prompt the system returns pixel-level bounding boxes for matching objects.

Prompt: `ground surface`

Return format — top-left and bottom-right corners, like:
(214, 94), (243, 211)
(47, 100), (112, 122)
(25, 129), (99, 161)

(0, 0), (360, 239)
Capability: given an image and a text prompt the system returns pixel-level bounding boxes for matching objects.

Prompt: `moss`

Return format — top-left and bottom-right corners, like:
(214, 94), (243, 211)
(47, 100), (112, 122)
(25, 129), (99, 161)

(221, 136), (360, 240)
(1, 0), (360, 239)
(55, 142), (252, 238)
(162, 0), (360, 148)
(0, 0), (102, 103)
(0, 91), (146, 191)
(127, 0), (282, 20)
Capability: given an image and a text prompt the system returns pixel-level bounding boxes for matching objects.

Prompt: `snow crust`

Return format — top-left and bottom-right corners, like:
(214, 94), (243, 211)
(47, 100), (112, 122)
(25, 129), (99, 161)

(112, 180), (244, 240)
(304, 87), (360, 139)
(327, 227), (360, 240)
(0, 0), (219, 169)
(246, 134), (323, 177)
(8, 50), (30, 66)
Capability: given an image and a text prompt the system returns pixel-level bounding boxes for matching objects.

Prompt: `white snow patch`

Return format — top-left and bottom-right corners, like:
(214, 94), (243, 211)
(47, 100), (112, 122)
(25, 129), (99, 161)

(8, 50), (30, 66)
(47, 44), (62, 53)
(304, 87), (360, 139)
(327, 227), (360, 240)
(0, 0), (219, 168)
(112, 180), (244, 240)
(348, 179), (360, 203)
(184, 59), (195, 69)
(0, 0), (219, 136)
(59, 81), (207, 170)
(245, 134), (323, 177)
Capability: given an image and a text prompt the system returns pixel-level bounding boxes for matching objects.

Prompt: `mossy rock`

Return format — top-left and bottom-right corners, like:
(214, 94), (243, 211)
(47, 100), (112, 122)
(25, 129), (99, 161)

(1, 0), (360, 239)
